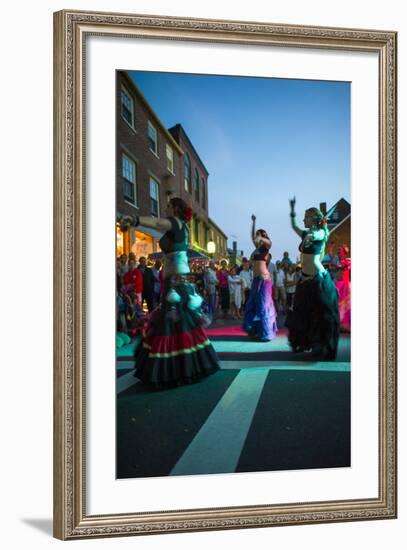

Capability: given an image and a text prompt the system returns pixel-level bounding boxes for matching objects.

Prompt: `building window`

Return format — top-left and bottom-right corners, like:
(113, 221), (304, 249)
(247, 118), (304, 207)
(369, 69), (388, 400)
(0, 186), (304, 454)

(122, 153), (137, 204)
(184, 153), (191, 192)
(201, 178), (206, 209)
(166, 144), (174, 173)
(149, 177), (160, 217)
(194, 169), (200, 202)
(148, 122), (158, 155)
(121, 87), (134, 128)
(332, 210), (339, 221)
(194, 218), (200, 244)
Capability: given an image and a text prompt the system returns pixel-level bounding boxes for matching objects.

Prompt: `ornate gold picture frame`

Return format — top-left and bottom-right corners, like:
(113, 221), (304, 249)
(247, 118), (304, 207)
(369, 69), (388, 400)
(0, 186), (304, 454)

(53, 9), (397, 540)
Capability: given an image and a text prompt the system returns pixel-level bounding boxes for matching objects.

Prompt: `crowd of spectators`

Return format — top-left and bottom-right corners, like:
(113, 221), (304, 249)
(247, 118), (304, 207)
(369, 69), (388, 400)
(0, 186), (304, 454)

(117, 245), (350, 335)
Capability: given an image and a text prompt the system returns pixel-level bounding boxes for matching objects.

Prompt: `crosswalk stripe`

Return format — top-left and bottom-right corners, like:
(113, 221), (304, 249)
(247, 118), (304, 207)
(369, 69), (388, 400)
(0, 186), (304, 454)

(116, 372), (140, 394)
(169, 369), (268, 476)
(219, 361), (350, 372)
(117, 361), (135, 370)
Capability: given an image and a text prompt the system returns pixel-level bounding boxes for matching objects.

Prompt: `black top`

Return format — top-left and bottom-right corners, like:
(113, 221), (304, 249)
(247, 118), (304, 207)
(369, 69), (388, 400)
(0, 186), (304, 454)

(159, 217), (189, 254)
(299, 230), (325, 255)
(252, 245), (269, 261)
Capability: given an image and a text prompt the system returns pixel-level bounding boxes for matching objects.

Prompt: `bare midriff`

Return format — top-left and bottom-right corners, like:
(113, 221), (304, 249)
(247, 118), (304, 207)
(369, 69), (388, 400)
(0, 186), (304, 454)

(252, 260), (270, 279)
(301, 253), (326, 276)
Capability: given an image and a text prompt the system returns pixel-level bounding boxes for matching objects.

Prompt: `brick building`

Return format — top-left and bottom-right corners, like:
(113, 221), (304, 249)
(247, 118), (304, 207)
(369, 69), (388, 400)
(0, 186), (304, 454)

(207, 217), (228, 261)
(320, 198), (351, 253)
(116, 71), (183, 257)
(168, 124), (211, 255)
(116, 72), (228, 261)
(320, 198), (350, 230)
(327, 215), (351, 254)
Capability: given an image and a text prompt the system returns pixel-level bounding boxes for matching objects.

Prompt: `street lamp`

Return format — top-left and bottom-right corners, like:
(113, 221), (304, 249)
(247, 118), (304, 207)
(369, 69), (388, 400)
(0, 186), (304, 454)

(207, 240), (216, 259)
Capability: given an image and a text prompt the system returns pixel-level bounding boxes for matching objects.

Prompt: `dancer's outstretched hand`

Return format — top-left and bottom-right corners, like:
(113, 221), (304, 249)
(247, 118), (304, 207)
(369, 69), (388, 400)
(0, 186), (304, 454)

(251, 214), (256, 221)
(289, 196), (296, 210)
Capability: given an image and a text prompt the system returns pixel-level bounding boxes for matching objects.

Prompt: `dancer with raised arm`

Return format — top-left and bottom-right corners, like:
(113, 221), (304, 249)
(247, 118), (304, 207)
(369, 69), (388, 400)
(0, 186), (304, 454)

(286, 197), (340, 360)
(120, 197), (219, 389)
(242, 214), (277, 341)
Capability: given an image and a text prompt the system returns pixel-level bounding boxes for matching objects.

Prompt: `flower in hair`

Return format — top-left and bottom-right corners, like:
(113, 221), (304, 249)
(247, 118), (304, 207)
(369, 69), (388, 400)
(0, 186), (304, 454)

(184, 207), (193, 222)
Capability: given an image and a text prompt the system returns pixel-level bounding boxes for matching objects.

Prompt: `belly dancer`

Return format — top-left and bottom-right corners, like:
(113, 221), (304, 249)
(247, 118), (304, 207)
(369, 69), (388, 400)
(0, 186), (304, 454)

(242, 214), (277, 341)
(286, 197), (340, 360)
(122, 197), (220, 389)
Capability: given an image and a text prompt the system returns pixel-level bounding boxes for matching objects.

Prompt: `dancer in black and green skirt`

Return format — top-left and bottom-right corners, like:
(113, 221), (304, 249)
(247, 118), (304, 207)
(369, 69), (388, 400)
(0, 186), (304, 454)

(286, 197), (340, 361)
(121, 197), (219, 389)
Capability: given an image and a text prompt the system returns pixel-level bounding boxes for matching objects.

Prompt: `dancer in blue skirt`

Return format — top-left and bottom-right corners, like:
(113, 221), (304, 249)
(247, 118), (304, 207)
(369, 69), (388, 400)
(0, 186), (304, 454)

(242, 214), (277, 341)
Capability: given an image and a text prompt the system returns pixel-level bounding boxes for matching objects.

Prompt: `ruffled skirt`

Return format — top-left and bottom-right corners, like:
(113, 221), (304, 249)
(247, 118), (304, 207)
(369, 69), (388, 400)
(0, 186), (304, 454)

(134, 277), (220, 388)
(242, 276), (277, 341)
(286, 271), (340, 360)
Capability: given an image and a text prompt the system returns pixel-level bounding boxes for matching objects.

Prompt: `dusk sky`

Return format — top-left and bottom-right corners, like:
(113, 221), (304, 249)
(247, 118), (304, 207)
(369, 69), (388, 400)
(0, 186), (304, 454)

(129, 70), (350, 262)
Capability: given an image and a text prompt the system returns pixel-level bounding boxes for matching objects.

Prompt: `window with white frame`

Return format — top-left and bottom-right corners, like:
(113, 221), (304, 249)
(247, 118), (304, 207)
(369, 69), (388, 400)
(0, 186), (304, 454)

(122, 153), (137, 204)
(166, 144), (174, 173)
(148, 122), (158, 155)
(121, 87), (134, 128)
(149, 177), (160, 217)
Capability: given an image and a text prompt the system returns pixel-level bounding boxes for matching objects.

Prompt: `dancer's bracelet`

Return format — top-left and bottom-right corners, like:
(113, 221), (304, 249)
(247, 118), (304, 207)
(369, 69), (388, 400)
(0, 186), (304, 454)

(290, 212), (296, 218)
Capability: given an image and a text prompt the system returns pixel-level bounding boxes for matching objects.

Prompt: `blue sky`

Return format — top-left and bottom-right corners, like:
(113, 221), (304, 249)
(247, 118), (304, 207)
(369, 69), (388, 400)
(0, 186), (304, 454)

(129, 71), (350, 261)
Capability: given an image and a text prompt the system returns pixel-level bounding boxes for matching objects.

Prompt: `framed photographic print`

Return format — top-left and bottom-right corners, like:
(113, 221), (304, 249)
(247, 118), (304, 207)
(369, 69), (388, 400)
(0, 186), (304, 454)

(53, 9), (397, 540)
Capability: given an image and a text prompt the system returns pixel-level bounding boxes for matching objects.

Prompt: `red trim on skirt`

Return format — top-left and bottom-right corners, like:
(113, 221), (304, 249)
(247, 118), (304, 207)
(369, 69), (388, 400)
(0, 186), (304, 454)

(145, 326), (209, 354)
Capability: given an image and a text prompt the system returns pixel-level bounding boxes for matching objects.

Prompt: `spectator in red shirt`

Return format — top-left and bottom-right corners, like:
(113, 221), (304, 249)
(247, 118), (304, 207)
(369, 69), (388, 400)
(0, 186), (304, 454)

(216, 260), (230, 318)
(123, 259), (143, 303)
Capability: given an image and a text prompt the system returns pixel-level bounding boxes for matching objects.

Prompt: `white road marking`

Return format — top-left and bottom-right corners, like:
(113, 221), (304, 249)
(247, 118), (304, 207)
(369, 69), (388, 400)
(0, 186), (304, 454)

(170, 369), (269, 476)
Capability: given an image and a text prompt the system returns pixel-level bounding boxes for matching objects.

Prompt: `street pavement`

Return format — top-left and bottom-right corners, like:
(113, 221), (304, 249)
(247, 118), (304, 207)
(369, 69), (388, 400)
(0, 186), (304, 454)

(116, 318), (351, 479)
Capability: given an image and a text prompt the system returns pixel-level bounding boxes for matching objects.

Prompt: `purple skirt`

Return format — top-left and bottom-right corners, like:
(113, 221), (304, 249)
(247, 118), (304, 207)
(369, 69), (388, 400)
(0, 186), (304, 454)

(242, 277), (277, 341)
